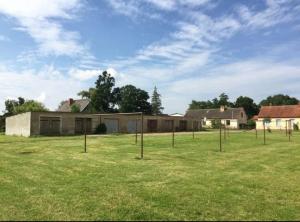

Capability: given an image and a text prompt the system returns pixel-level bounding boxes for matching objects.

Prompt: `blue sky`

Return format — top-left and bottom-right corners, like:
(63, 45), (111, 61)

(0, 0), (300, 114)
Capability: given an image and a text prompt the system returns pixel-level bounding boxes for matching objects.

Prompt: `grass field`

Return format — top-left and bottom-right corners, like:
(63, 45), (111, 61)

(0, 130), (299, 220)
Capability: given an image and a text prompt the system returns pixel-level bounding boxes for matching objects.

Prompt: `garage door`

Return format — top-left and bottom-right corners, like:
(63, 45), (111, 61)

(147, 120), (158, 132)
(179, 120), (187, 131)
(75, 118), (92, 134)
(40, 117), (61, 135)
(104, 119), (119, 134)
(127, 120), (141, 133)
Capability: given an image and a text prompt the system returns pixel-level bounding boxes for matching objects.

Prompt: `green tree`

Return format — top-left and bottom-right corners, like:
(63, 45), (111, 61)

(71, 104), (80, 113)
(151, 86), (164, 115)
(189, 100), (214, 109)
(188, 93), (233, 110)
(218, 93), (230, 106)
(77, 88), (96, 99)
(234, 96), (259, 118)
(116, 85), (152, 114)
(91, 71), (116, 112)
(260, 94), (299, 106)
(15, 100), (48, 113)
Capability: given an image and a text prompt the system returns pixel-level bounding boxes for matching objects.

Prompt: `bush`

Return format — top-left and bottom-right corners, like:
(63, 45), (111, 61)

(293, 123), (299, 131)
(267, 128), (272, 133)
(95, 123), (107, 134)
(211, 120), (221, 129)
(0, 116), (5, 132)
(247, 120), (256, 129)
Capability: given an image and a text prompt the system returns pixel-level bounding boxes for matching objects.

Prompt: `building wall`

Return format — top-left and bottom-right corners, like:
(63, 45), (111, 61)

(5, 112), (31, 137)
(203, 119), (239, 129)
(256, 118), (300, 130)
(6, 112), (200, 136)
(30, 112), (99, 136)
(97, 114), (198, 133)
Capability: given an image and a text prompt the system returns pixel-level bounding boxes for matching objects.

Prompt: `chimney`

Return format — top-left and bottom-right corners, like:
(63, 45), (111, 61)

(68, 98), (74, 105)
(220, 105), (225, 112)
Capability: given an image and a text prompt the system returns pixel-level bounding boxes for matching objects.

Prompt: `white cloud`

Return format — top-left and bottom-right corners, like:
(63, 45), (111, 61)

(0, 65), (86, 113)
(69, 67), (118, 81)
(162, 59), (300, 113)
(36, 92), (46, 103)
(0, 0), (85, 56)
(237, 0), (300, 29)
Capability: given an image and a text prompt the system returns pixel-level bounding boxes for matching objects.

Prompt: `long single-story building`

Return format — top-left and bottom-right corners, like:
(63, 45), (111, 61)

(185, 106), (247, 129)
(5, 111), (201, 137)
(256, 105), (300, 130)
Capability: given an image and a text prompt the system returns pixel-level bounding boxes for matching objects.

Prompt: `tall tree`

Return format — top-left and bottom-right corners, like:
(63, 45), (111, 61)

(77, 88), (96, 99)
(116, 85), (152, 114)
(91, 71), (116, 112)
(151, 86), (164, 115)
(188, 93), (233, 110)
(234, 96), (259, 118)
(189, 100), (214, 109)
(4, 98), (48, 115)
(260, 94), (299, 106)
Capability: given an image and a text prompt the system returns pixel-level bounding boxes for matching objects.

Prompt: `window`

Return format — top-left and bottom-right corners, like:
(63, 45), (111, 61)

(241, 112), (244, 118)
(276, 119), (281, 127)
(226, 120), (230, 126)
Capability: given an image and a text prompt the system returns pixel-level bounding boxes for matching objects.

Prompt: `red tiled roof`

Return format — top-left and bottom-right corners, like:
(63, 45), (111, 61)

(251, 115), (258, 120)
(258, 105), (300, 118)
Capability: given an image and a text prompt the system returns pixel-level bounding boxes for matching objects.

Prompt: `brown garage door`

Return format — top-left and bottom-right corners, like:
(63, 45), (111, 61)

(40, 117), (61, 135)
(147, 120), (158, 132)
(75, 118), (92, 134)
(179, 120), (187, 131)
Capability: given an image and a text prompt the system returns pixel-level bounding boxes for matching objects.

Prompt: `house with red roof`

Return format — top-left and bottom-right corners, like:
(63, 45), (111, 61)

(256, 105), (300, 130)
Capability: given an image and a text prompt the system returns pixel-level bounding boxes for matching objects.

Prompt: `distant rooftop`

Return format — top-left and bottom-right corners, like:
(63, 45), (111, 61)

(57, 98), (90, 112)
(185, 107), (246, 119)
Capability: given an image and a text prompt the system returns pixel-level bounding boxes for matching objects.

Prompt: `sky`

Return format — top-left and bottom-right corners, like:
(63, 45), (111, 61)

(0, 0), (300, 114)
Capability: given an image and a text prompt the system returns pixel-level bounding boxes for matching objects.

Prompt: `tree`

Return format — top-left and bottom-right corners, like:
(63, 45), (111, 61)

(116, 85), (152, 114)
(77, 88), (96, 99)
(4, 98), (48, 115)
(188, 93), (233, 110)
(189, 100), (214, 109)
(14, 100), (48, 113)
(71, 104), (80, 113)
(151, 86), (164, 115)
(218, 93), (230, 106)
(91, 71), (116, 112)
(234, 96), (259, 118)
(260, 94), (299, 106)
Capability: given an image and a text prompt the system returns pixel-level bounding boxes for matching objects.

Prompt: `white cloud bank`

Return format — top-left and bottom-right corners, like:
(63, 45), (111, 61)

(0, 65), (85, 112)
(0, 0), (85, 56)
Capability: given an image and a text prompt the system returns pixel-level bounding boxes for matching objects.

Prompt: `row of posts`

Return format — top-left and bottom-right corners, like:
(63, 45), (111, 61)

(83, 116), (294, 157)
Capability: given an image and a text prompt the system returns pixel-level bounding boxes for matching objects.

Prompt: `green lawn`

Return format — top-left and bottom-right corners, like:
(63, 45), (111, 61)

(0, 131), (299, 221)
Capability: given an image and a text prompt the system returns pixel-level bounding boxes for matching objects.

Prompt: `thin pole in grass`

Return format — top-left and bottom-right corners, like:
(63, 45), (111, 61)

(219, 119), (222, 152)
(192, 121), (195, 139)
(135, 118), (138, 145)
(263, 121), (266, 145)
(84, 118), (87, 153)
(285, 120), (288, 136)
(172, 119), (175, 148)
(288, 120), (291, 142)
(255, 128), (258, 139)
(141, 112), (144, 159)
(223, 122), (226, 141)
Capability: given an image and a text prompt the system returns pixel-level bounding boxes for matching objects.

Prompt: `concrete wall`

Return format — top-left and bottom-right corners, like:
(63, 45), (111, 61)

(256, 118), (300, 130)
(97, 114), (198, 133)
(6, 112), (200, 136)
(5, 112), (31, 137)
(30, 112), (99, 136)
